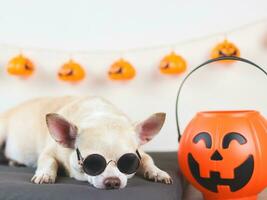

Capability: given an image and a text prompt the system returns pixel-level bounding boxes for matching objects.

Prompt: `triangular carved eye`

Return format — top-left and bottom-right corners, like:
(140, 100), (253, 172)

(65, 69), (74, 76)
(231, 50), (237, 56)
(24, 64), (33, 70)
(223, 132), (247, 149)
(114, 67), (123, 74)
(161, 63), (169, 69)
(193, 132), (212, 149)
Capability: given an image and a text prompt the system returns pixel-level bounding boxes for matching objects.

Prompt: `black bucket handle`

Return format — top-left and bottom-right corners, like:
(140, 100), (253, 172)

(176, 56), (267, 142)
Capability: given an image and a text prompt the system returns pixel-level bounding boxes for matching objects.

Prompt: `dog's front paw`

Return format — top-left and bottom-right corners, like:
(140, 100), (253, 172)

(31, 172), (56, 184)
(144, 168), (173, 184)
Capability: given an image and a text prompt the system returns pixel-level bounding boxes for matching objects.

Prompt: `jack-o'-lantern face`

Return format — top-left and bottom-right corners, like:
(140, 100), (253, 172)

(159, 52), (187, 74)
(7, 54), (35, 76)
(108, 59), (136, 80)
(58, 60), (85, 82)
(211, 40), (240, 63)
(188, 131), (253, 193)
(179, 111), (267, 198)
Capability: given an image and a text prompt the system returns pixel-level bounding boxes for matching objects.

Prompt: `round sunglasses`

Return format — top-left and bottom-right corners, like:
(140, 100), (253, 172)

(76, 148), (142, 176)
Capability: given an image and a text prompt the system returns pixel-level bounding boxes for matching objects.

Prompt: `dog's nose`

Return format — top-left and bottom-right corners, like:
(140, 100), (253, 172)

(104, 177), (121, 189)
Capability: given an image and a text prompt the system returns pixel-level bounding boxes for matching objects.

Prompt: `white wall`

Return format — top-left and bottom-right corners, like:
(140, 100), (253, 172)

(0, 0), (267, 151)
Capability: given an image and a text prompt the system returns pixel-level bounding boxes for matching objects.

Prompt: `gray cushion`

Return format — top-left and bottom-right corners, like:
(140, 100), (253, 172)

(0, 152), (183, 200)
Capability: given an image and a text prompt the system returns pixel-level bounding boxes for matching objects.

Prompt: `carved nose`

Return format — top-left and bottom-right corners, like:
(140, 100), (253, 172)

(210, 150), (223, 161)
(104, 177), (121, 189)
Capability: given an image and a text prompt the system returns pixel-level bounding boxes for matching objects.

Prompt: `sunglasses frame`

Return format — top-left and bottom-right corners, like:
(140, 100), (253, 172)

(76, 148), (142, 176)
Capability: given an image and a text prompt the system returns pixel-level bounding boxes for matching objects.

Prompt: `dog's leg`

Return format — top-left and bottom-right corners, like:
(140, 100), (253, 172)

(138, 151), (173, 184)
(31, 151), (58, 184)
(8, 160), (26, 167)
(0, 116), (8, 164)
(0, 116), (6, 148)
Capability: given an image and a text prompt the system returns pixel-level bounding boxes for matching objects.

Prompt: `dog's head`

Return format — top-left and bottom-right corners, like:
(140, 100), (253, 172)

(46, 112), (165, 189)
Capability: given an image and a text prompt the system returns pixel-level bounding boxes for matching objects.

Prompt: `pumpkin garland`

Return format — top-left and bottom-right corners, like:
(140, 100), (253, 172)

(7, 54), (35, 77)
(3, 40), (244, 81)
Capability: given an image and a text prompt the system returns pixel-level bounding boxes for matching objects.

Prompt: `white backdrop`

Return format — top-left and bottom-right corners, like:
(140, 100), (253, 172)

(0, 0), (267, 151)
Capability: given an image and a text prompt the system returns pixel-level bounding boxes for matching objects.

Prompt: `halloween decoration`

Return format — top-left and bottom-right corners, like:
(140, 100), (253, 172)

(7, 54), (35, 77)
(176, 57), (267, 200)
(58, 59), (85, 82)
(211, 40), (240, 63)
(159, 52), (187, 75)
(108, 58), (136, 80)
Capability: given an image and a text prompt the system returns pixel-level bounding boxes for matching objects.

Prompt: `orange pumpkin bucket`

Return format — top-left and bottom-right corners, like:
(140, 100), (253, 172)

(176, 57), (267, 200)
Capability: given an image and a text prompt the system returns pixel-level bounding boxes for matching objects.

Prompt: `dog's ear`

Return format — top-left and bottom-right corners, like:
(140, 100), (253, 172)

(46, 113), (78, 148)
(135, 113), (166, 145)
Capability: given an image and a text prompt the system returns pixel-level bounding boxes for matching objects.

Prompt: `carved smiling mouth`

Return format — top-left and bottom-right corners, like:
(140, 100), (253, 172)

(58, 69), (74, 76)
(109, 67), (123, 75)
(188, 153), (254, 193)
(218, 50), (237, 57)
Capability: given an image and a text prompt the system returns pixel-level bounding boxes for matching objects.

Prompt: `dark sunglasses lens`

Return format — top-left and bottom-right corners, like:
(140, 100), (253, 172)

(117, 153), (140, 174)
(83, 154), (106, 176)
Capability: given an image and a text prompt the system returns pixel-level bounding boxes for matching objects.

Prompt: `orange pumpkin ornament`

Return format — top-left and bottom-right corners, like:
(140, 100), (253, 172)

(58, 59), (86, 82)
(211, 40), (240, 63)
(177, 57), (267, 200)
(7, 54), (35, 77)
(159, 52), (187, 74)
(108, 58), (136, 80)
